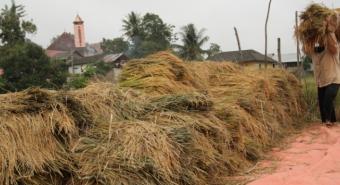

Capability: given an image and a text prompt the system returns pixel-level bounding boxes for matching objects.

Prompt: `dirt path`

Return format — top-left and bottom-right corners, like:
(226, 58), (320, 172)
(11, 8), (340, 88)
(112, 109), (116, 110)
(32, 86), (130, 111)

(247, 124), (340, 185)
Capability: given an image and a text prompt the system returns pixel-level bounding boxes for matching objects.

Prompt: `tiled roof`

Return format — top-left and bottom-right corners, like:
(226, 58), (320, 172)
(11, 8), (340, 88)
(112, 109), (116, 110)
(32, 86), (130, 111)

(103, 53), (126, 63)
(46, 50), (68, 58)
(47, 32), (75, 51)
(70, 53), (128, 66)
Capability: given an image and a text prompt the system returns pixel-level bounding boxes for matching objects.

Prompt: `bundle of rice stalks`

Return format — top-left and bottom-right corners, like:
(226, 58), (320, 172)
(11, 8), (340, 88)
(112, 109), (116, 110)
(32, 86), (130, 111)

(73, 121), (182, 185)
(146, 92), (213, 112)
(70, 83), (146, 123)
(119, 52), (203, 95)
(296, 3), (338, 53)
(153, 112), (247, 183)
(204, 69), (303, 163)
(185, 62), (239, 87)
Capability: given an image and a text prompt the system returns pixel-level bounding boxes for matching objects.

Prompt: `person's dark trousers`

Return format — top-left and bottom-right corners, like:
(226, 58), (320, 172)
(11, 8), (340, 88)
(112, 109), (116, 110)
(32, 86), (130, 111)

(318, 83), (339, 123)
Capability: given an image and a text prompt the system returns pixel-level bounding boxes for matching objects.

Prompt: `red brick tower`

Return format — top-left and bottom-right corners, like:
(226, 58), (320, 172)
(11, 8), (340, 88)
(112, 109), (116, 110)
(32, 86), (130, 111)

(73, 15), (86, 48)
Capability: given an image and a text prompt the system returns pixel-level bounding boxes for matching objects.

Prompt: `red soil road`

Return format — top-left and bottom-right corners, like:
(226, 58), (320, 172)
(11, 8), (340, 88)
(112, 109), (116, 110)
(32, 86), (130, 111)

(248, 124), (340, 185)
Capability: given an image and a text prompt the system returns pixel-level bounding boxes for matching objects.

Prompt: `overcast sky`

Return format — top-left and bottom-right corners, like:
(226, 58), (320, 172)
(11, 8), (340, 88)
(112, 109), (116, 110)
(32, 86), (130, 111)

(1, 0), (339, 54)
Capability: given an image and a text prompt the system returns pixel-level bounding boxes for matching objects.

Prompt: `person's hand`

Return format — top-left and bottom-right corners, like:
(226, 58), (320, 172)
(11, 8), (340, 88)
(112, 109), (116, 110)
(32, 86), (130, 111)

(326, 13), (338, 33)
(325, 32), (338, 55)
(336, 13), (340, 41)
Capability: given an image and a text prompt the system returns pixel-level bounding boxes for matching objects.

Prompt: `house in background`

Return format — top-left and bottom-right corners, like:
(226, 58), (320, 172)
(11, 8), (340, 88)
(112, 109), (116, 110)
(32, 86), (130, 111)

(272, 53), (299, 71)
(68, 53), (105, 74)
(68, 53), (128, 74)
(208, 49), (278, 69)
(46, 15), (127, 75)
(271, 53), (313, 72)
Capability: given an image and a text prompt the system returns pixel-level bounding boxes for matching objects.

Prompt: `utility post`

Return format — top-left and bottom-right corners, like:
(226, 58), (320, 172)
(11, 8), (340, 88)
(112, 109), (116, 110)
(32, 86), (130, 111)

(277, 38), (283, 68)
(71, 49), (75, 74)
(295, 11), (302, 77)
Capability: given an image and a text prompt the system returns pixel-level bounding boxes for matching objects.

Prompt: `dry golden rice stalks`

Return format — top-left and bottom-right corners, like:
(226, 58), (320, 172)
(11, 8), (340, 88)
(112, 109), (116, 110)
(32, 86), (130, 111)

(119, 52), (203, 95)
(0, 52), (306, 185)
(73, 121), (181, 185)
(0, 88), (83, 185)
(147, 92), (213, 112)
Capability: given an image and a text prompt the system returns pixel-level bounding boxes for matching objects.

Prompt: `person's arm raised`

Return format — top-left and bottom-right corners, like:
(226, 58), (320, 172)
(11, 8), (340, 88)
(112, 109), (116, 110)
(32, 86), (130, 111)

(325, 14), (339, 55)
(325, 33), (339, 55)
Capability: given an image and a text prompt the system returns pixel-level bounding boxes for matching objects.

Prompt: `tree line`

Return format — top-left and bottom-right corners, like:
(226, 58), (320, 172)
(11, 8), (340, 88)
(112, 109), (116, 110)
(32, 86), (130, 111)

(101, 12), (221, 60)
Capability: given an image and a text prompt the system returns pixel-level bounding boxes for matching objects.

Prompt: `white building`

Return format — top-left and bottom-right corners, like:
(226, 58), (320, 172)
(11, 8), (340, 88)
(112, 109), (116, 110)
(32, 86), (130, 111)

(272, 53), (311, 72)
(68, 53), (128, 75)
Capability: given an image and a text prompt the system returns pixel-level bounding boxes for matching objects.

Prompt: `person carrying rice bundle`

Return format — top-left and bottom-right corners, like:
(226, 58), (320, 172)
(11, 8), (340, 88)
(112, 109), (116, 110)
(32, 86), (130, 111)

(297, 4), (340, 126)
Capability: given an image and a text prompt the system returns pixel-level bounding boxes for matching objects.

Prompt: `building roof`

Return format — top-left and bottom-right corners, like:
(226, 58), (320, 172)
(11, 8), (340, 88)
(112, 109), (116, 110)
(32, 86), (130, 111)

(47, 32), (75, 51)
(70, 53), (128, 66)
(71, 54), (106, 65)
(46, 50), (69, 58)
(47, 50), (84, 60)
(272, 53), (300, 63)
(102, 53), (127, 63)
(208, 49), (277, 63)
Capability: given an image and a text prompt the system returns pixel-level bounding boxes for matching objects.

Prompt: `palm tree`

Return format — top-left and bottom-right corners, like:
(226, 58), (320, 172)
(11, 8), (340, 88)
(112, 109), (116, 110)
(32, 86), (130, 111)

(122, 11), (142, 39)
(174, 24), (209, 61)
(122, 12), (144, 57)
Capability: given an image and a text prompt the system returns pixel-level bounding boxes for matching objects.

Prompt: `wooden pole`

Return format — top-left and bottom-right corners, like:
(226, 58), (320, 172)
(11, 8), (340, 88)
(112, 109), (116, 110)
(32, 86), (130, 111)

(277, 37), (283, 68)
(234, 27), (242, 51)
(265, 0), (273, 69)
(71, 49), (75, 74)
(295, 11), (301, 71)
(234, 27), (243, 59)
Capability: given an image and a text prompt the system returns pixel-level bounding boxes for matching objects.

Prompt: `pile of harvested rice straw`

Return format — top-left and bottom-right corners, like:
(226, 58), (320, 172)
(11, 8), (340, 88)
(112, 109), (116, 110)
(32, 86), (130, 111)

(0, 52), (306, 185)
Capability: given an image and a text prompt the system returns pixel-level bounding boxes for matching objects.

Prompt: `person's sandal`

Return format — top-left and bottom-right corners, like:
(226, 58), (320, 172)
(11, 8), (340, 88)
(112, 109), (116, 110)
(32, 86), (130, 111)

(325, 122), (335, 127)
